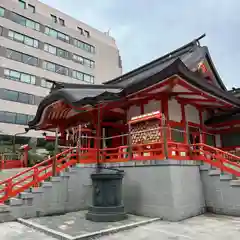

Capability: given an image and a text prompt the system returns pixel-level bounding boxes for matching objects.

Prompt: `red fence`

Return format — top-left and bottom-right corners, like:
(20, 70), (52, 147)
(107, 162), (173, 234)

(0, 160), (23, 170)
(0, 153), (23, 170)
(1, 127), (240, 202)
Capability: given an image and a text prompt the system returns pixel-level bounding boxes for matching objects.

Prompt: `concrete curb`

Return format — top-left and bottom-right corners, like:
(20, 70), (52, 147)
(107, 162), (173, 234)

(72, 217), (160, 240)
(17, 218), (74, 240)
(18, 217), (160, 240)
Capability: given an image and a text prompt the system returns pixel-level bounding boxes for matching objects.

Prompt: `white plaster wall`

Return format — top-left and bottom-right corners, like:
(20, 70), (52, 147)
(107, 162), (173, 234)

(144, 100), (161, 114)
(127, 105), (141, 120)
(168, 99), (182, 122)
(215, 134), (221, 148)
(202, 110), (209, 122)
(185, 104), (200, 124)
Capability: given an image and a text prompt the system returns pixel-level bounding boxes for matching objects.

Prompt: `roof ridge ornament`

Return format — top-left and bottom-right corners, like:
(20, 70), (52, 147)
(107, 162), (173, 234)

(194, 33), (206, 46)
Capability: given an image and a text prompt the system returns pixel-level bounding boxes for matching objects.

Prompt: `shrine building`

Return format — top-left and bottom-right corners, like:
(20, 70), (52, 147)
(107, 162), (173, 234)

(3, 34), (240, 222)
(28, 34), (240, 159)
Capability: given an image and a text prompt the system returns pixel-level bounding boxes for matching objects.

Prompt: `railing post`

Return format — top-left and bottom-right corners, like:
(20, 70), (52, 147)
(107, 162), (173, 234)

(52, 127), (59, 177)
(162, 115), (168, 159)
(33, 168), (39, 187)
(5, 179), (12, 199)
(76, 124), (81, 165)
(128, 123), (132, 161)
(0, 154), (3, 171)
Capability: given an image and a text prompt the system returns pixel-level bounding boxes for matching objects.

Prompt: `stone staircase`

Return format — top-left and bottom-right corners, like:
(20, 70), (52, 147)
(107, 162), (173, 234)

(200, 163), (240, 216)
(3, 166), (92, 220)
(0, 167), (51, 200)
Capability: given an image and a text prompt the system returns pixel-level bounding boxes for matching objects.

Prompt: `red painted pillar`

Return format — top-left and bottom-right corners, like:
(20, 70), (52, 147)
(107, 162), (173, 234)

(93, 106), (103, 164)
(23, 145), (30, 167)
(161, 96), (169, 139)
(198, 109), (205, 144)
(59, 127), (66, 146)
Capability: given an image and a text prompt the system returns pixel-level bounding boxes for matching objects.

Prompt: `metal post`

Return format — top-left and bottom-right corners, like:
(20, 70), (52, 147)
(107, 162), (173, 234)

(12, 130), (29, 153)
(96, 105), (101, 172)
(77, 124), (81, 164)
(52, 127), (59, 176)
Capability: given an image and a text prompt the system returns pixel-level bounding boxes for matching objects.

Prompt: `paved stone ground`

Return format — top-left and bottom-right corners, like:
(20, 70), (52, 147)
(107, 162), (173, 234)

(0, 168), (27, 181)
(1, 213), (240, 239)
(98, 214), (240, 240)
(30, 210), (150, 237)
(0, 221), (56, 240)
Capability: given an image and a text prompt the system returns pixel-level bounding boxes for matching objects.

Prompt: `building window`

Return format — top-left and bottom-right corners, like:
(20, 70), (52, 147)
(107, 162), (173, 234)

(72, 70), (94, 83)
(11, 13), (40, 31)
(43, 61), (69, 76)
(0, 7), (5, 17)
(1, 112), (16, 124)
(73, 54), (84, 64)
(8, 30), (39, 48)
(0, 89), (18, 102)
(84, 59), (95, 68)
(72, 54), (94, 68)
(28, 115), (34, 122)
(28, 4), (35, 13)
(73, 39), (95, 54)
(59, 18), (65, 26)
(41, 79), (52, 89)
(0, 89), (36, 105)
(84, 74), (94, 83)
(43, 43), (68, 59)
(51, 14), (57, 23)
(44, 27), (69, 43)
(0, 111), (33, 125)
(4, 69), (36, 85)
(72, 70), (84, 81)
(6, 49), (39, 66)
(57, 48), (68, 58)
(44, 44), (56, 55)
(19, 0), (26, 9)
(16, 113), (28, 125)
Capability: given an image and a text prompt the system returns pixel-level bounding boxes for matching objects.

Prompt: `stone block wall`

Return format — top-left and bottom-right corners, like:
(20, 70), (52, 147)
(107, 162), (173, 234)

(200, 166), (240, 216)
(7, 160), (206, 221)
(123, 163), (205, 221)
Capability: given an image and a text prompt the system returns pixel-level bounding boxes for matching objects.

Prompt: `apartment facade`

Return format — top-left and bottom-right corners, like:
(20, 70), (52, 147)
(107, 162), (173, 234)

(0, 0), (122, 143)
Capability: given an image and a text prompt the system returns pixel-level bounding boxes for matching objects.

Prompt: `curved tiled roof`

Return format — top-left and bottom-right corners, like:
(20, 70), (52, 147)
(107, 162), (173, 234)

(28, 35), (240, 129)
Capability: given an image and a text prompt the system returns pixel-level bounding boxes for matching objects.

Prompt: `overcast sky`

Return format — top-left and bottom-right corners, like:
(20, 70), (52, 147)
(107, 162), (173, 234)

(41, 0), (240, 89)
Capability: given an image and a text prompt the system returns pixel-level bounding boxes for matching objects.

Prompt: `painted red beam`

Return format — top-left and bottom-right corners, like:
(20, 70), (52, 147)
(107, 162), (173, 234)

(176, 97), (219, 103)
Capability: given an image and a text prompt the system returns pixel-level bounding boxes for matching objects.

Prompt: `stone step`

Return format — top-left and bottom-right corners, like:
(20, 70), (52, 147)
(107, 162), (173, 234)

(19, 192), (34, 200)
(7, 197), (23, 206)
(208, 169), (221, 176)
(220, 173), (233, 181)
(230, 179), (240, 186)
(0, 204), (15, 222)
(199, 163), (211, 171)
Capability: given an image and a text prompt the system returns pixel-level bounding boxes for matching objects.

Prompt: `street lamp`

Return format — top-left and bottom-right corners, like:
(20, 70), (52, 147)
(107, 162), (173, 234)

(12, 128), (30, 153)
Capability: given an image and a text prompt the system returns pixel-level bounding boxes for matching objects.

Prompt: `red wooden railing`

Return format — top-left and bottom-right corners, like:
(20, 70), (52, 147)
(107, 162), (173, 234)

(0, 153), (23, 170)
(0, 147), (77, 202)
(0, 160), (23, 170)
(191, 143), (240, 177)
(1, 140), (240, 202)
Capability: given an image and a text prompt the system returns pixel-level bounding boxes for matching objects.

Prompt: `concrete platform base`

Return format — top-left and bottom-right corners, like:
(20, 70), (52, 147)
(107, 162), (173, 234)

(21, 210), (158, 239)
